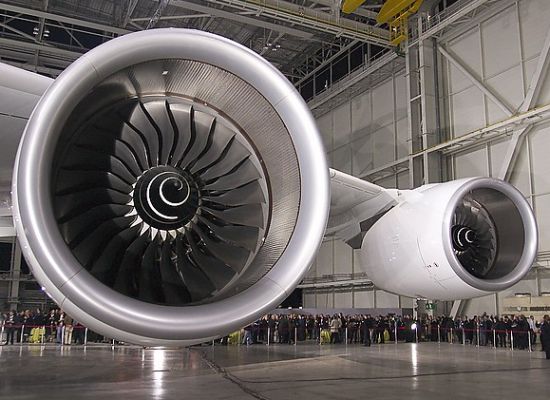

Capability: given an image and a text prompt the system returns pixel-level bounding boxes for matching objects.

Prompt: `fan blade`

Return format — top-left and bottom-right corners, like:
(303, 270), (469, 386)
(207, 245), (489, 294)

(196, 215), (260, 252)
(190, 122), (235, 174)
(113, 232), (151, 297)
(159, 239), (191, 305)
(62, 147), (137, 185)
(185, 229), (234, 291)
(58, 204), (132, 242)
(89, 225), (141, 286)
(202, 158), (260, 191)
(142, 100), (175, 166)
(167, 102), (193, 167)
(124, 101), (161, 167)
(201, 204), (265, 228)
(138, 237), (162, 303)
(191, 222), (250, 273)
(71, 216), (136, 268)
(178, 110), (214, 169)
(175, 234), (215, 302)
(199, 138), (251, 182)
(202, 180), (265, 207)
(55, 189), (131, 219)
(55, 170), (132, 196)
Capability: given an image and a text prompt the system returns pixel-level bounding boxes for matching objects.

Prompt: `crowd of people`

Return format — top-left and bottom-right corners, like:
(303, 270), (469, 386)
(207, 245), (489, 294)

(0, 308), (90, 345)
(2, 308), (550, 358)
(236, 312), (550, 356)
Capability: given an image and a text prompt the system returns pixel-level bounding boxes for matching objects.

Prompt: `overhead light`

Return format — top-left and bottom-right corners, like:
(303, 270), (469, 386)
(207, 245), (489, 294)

(162, 70), (169, 76)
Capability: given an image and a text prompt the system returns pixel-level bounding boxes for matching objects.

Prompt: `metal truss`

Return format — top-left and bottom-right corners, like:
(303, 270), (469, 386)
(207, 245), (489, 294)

(309, 51), (405, 117)
(200, 0), (390, 46)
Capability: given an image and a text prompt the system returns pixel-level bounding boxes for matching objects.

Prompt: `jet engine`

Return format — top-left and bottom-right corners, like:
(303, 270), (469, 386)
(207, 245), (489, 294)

(12, 29), (329, 346)
(361, 178), (537, 300)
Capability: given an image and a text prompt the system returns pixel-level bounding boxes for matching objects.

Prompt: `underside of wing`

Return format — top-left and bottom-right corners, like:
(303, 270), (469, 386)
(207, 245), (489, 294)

(327, 168), (398, 247)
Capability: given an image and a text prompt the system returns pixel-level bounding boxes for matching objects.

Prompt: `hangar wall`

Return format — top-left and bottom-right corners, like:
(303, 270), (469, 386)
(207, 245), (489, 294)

(304, 0), (550, 316)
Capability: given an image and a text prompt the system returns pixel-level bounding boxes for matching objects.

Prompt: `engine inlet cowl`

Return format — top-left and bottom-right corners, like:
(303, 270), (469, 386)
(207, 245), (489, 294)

(13, 29), (330, 346)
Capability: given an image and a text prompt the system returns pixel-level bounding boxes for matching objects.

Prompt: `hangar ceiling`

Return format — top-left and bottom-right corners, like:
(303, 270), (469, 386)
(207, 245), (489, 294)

(0, 0), (390, 81)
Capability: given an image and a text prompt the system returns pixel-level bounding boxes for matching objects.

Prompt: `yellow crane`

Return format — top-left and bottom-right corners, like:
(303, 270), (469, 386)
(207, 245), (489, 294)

(342, 0), (425, 46)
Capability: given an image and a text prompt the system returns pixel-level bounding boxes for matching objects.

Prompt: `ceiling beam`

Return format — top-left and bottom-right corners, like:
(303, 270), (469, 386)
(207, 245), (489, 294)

(0, 37), (82, 60)
(201, 0), (390, 45)
(170, 0), (315, 39)
(0, 3), (130, 35)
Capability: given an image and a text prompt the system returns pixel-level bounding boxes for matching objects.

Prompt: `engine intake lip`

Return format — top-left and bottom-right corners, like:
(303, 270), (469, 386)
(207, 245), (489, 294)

(13, 29), (330, 345)
(443, 177), (537, 292)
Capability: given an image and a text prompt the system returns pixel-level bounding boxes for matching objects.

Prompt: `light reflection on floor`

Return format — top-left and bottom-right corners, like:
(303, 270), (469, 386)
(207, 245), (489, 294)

(0, 342), (549, 400)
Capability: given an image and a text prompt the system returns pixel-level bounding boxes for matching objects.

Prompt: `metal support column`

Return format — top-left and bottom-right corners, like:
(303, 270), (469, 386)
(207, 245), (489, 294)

(406, 17), (443, 188)
(8, 240), (22, 311)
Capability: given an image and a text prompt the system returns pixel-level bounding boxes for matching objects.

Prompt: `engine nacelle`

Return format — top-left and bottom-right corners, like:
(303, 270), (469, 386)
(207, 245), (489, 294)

(13, 29), (329, 346)
(361, 178), (537, 300)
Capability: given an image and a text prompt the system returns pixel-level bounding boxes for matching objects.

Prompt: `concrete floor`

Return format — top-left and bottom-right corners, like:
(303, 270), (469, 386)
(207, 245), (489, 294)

(1, 342), (549, 399)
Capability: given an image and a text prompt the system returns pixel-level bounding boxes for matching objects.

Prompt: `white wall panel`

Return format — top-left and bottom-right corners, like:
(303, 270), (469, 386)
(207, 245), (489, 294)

(400, 296), (414, 309)
(305, 258), (317, 279)
(315, 292), (334, 308)
(394, 73), (408, 120)
(523, 56), (538, 102)
(331, 143), (353, 174)
(454, 147), (488, 178)
(448, 64), (472, 96)
(499, 277), (538, 298)
(376, 175), (397, 189)
(304, 293), (316, 308)
(373, 125), (395, 168)
(450, 86), (485, 137)
(488, 137), (512, 177)
(335, 292), (353, 308)
(375, 290), (399, 308)
(509, 138), (531, 197)
(397, 171), (410, 190)
(333, 103), (351, 148)
(534, 193), (550, 252)
(530, 125), (550, 194)
(317, 112), (333, 152)
(352, 132), (374, 176)
(316, 241), (333, 277)
(396, 117), (408, 159)
(371, 80), (394, 129)
(463, 295), (497, 317)
(333, 240), (353, 275)
(351, 91), (371, 141)
(518, 0), (550, 60)
(447, 28), (482, 84)
(353, 248), (365, 274)
(481, 4), (520, 78)
(354, 290), (375, 308)
(485, 65), (524, 122)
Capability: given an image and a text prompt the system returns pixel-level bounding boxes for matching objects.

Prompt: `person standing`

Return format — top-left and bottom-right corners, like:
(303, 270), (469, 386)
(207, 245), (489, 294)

(63, 313), (73, 345)
(541, 315), (550, 360)
(5, 311), (16, 345)
(330, 315), (341, 344)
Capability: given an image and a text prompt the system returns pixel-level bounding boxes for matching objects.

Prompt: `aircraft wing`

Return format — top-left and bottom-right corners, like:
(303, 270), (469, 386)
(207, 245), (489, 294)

(0, 63), (53, 236)
(327, 168), (398, 247)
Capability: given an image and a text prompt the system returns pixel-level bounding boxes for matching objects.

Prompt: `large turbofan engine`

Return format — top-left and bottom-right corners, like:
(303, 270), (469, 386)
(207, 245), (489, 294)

(13, 29), (329, 346)
(361, 178), (537, 300)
